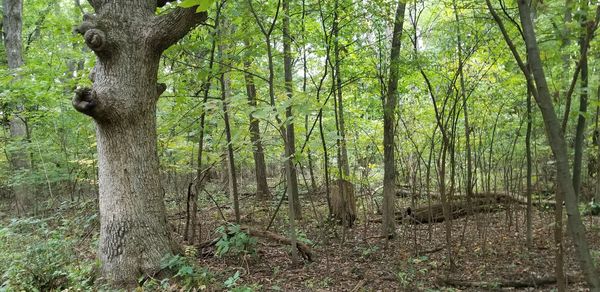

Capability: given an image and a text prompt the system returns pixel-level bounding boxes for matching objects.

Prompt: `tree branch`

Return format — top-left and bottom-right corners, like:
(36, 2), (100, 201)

(150, 7), (207, 52)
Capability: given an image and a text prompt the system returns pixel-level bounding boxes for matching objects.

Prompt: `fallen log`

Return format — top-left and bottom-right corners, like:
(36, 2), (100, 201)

(440, 274), (580, 289)
(398, 193), (523, 224)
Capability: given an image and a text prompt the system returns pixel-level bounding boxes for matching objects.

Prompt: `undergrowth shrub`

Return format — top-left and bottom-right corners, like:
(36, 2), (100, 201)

(0, 201), (97, 291)
(139, 254), (213, 290)
(215, 224), (257, 257)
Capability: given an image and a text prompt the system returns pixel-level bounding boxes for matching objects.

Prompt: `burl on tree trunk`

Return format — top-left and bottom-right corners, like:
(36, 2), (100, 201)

(72, 0), (206, 287)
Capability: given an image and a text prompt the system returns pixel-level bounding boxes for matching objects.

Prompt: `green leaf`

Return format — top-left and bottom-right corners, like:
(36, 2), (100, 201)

(196, 0), (215, 12)
(224, 271), (240, 288)
(176, 265), (194, 277)
(179, 0), (200, 8)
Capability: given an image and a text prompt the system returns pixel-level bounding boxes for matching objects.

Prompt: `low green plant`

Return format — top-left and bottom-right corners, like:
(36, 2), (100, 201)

(295, 229), (314, 246)
(215, 224), (257, 257)
(581, 200), (600, 216)
(140, 254), (212, 290)
(221, 270), (261, 291)
(359, 245), (379, 258)
(0, 213), (97, 291)
(224, 270), (241, 289)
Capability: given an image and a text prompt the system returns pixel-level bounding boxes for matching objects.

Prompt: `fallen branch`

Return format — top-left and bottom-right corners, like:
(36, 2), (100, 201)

(196, 225), (315, 262)
(244, 228), (314, 262)
(417, 246), (444, 256)
(440, 274), (581, 289)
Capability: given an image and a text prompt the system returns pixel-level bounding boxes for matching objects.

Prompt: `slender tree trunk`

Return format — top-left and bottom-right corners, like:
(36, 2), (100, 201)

(247, 0), (300, 214)
(3, 0), (32, 215)
(243, 42), (270, 200)
(332, 0), (350, 178)
(526, 86), (533, 249)
(219, 25), (240, 223)
(573, 2), (589, 197)
(561, 0), (574, 132)
(596, 84), (600, 203)
(72, 1), (206, 286)
(511, 1), (600, 289)
(301, 0), (317, 192)
(222, 73), (240, 223)
(191, 1), (222, 246)
(282, 0), (299, 259)
(382, 1), (406, 239)
(452, 0), (473, 201)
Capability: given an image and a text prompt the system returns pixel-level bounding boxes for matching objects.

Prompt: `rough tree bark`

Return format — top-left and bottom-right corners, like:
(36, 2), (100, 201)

(72, 0), (206, 287)
(3, 0), (32, 215)
(382, 0), (406, 239)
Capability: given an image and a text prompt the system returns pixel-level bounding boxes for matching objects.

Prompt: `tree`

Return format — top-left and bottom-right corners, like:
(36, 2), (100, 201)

(488, 0), (600, 289)
(72, 0), (207, 286)
(382, 0), (406, 239)
(282, 0), (299, 260)
(3, 0), (32, 215)
(243, 40), (270, 200)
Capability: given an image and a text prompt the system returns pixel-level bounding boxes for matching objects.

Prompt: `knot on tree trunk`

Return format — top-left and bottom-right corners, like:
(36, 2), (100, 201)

(84, 29), (107, 52)
(73, 87), (99, 118)
(75, 14), (109, 56)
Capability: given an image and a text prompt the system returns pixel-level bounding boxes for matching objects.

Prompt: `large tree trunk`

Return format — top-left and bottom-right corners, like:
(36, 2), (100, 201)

(382, 1), (406, 239)
(3, 0), (32, 215)
(72, 1), (206, 287)
(514, 1), (600, 289)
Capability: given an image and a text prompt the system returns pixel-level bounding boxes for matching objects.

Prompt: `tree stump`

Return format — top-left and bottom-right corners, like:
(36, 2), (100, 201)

(330, 179), (357, 227)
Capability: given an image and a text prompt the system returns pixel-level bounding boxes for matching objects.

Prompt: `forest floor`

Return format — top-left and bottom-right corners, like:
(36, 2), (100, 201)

(1, 189), (599, 291)
(182, 191), (600, 292)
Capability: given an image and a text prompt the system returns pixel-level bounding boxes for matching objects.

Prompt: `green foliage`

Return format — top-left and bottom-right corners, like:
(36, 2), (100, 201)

(140, 254), (212, 290)
(395, 256), (431, 289)
(0, 202), (98, 291)
(223, 270), (261, 292)
(178, 0), (215, 12)
(295, 229), (313, 246)
(223, 270), (240, 288)
(215, 224), (257, 257)
(581, 200), (600, 216)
